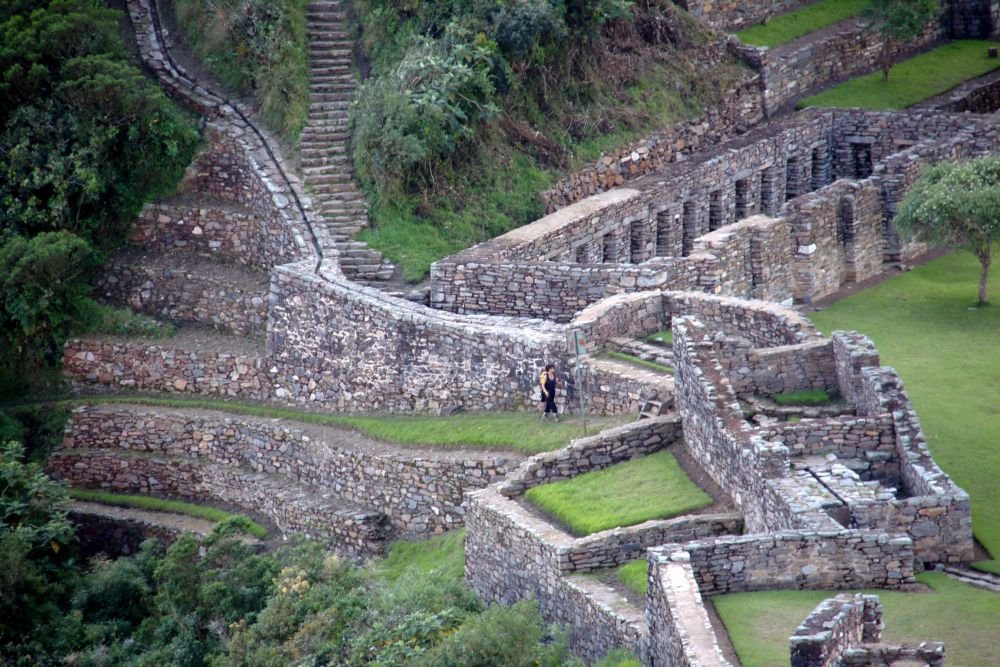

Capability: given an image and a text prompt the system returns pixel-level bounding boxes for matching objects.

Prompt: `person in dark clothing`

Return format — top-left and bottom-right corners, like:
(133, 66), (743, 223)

(539, 364), (560, 422)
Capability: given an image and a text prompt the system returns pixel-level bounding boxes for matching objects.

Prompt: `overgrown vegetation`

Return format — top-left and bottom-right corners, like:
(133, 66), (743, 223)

(736, 0), (870, 48)
(0, 1), (199, 393)
(351, 0), (749, 280)
(171, 0), (309, 143)
(524, 449), (712, 536)
(715, 572), (1000, 667)
(799, 39), (1000, 109)
(615, 559), (647, 596)
(0, 454), (590, 665)
(69, 489), (268, 538)
(810, 252), (1000, 573)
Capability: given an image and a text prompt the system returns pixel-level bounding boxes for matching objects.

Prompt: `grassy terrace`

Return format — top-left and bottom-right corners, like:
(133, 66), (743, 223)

(16, 395), (628, 456)
(716, 572), (1000, 667)
(800, 40), (1000, 109)
(70, 489), (268, 537)
(524, 450), (712, 536)
(810, 251), (1000, 573)
(736, 0), (868, 48)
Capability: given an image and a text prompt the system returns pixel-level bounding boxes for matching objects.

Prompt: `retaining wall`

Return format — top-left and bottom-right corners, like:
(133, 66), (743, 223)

(97, 252), (269, 336)
(48, 450), (388, 556)
(653, 531), (915, 595)
(70, 509), (186, 559)
(646, 551), (733, 667)
(61, 405), (517, 533)
(789, 593), (945, 667)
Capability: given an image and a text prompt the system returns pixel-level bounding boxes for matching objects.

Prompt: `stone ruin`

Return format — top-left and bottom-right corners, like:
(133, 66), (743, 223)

(49, 0), (1000, 664)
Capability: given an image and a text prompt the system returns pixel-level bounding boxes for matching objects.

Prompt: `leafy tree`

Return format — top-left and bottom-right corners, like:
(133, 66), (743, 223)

(863, 0), (939, 80)
(0, 231), (98, 371)
(0, 440), (75, 649)
(895, 156), (1000, 305)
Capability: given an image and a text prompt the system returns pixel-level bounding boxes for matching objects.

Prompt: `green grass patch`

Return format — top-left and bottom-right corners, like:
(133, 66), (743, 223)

(359, 150), (551, 282)
(524, 450), (712, 536)
(646, 330), (673, 346)
(11, 395), (625, 456)
(715, 571), (1000, 667)
(69, 489), (268, 538)
(601, 351), (674, 374)
(374, 530), (466, 585)
(799, 40), (1000, 110)
(594, 649), (643, 667)
(771, 389), (841, 406)
(737, 0), (869, 48)
(615, 559), (648, 596)
(810, 250), (1000, 569)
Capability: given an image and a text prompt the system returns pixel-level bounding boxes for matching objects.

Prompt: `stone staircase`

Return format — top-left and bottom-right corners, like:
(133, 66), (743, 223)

(302, 0), (399, 286)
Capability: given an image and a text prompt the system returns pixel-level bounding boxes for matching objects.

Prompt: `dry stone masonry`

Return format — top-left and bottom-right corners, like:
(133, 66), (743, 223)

(56, 0), (998, 663)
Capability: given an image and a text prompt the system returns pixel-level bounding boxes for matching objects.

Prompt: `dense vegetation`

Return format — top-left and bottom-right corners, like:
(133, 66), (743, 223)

(1, 442), (643, 665)
(0, 0), (198, 392)
(350, 0), (749, 280)
(171, 0), (310, 143)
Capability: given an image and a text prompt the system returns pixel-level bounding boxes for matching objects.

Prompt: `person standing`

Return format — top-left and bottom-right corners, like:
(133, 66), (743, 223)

(539, 364), (560, 422)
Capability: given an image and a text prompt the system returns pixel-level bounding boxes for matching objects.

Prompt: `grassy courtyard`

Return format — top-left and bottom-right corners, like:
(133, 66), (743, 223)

(715, 572), (1000, 667)
(800, 40), (1000, 109)
(810, 251), (1000, 573)
(736, 0), (869, 48)
(524, 450), (712, 536)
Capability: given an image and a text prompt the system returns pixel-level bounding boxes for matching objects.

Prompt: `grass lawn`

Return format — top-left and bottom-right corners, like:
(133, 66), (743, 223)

(523, 450), (712, 536)
(714, 572), (1000, 667)
(373, 529), (466, 585)
(601, 350), (674, 374)
(810, 251), (1000, 573)
(736, 0), (869, 48)
(799, 40), (1000, 109)
(19, 395), (627, 456)
(616, 559), (648, 596)
(771, 389), (841, 406)
(69, 489), (268, 538)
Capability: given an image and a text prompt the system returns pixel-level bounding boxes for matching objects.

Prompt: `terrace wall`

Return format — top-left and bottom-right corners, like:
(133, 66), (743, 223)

(61, 405), (517, 533)
(47, 450), (388, 556)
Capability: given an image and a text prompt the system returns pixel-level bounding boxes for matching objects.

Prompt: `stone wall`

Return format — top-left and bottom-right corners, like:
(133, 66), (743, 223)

(851, 367), (973, 564)
(497, 417), (680, 495)
(70, 509), (186, 559)
(646, 551), (733, 667)
(789, 593), (945, 667)
(737, 17), (944, 114)
(464, 484), (740, 664)
(789, 594), (881, 667)
(63, 336), (269, 399)
(267, 261), (572, 412)
(946, 0), (1000, 37)
(48, 450), (388, 556)
(654, 531), (916, 595)
(930, 69), (1000, 113)
(98, 251), (269, 336)
(674, 0), (804, 32)
(129, 196), (293, 271)
(61, 405), (517, 534)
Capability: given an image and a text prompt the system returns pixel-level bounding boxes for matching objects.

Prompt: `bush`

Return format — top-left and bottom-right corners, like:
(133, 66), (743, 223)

(412, 599), (576, 667)
(172, 0), (309, 142)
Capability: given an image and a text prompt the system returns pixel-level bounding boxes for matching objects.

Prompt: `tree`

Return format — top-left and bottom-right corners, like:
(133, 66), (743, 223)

(863, 0), (939, 80)
(895, 156), (1000, 305)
